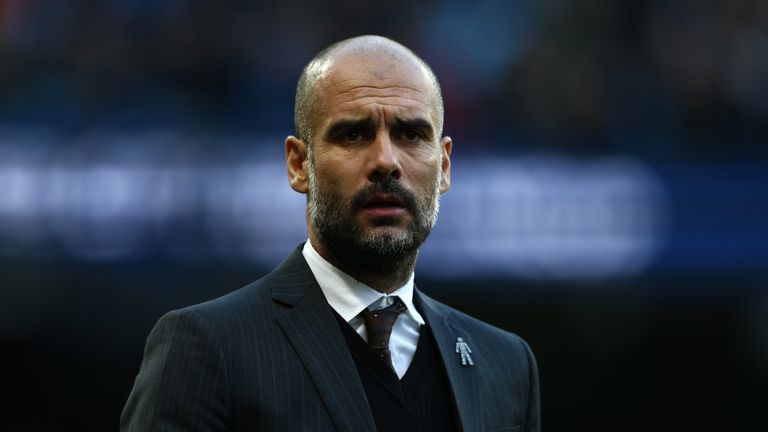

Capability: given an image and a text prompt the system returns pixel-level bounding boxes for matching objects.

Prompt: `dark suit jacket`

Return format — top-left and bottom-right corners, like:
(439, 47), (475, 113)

(121, 246), (540, 432)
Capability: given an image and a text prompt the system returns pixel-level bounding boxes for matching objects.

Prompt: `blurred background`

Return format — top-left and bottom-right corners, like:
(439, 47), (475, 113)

(1, 0), (767, 430)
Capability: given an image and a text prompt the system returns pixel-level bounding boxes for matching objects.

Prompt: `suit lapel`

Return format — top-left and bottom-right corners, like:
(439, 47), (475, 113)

(417, 290), (483, 432)
(271, 247), (376, 432)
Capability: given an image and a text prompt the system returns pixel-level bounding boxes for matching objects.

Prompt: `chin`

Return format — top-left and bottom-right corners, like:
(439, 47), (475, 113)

(363, 224), (409, 238)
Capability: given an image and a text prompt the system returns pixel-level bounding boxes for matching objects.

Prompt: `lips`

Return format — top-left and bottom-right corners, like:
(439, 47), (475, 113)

(358, 193), (408, 219)
(361, 193), (406, 209)
(351, 181), (416, 221)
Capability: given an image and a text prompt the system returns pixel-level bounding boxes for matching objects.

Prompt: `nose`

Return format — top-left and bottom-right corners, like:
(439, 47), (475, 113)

(366, 131), (401, 182)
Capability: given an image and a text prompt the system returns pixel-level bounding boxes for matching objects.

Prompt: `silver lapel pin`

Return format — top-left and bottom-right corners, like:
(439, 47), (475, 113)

(455, 337), (474, 366)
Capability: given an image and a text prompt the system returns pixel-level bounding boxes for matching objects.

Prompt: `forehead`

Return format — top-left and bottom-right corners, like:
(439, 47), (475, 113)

(314, 54), (439, 128)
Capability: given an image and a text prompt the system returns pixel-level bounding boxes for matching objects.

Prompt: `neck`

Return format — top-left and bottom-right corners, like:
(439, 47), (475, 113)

(308, 233), (416, 294)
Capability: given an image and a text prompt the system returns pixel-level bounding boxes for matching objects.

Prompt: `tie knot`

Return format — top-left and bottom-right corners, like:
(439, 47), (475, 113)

(360, 297), (406, 331)
(360, 297), (406, 370)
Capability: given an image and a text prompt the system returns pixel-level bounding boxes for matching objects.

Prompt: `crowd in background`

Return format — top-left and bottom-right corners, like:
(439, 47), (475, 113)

(1, 0), (766, 157)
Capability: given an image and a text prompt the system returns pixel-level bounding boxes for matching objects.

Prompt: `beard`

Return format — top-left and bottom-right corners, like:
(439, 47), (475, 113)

(306, 155), (441, 275)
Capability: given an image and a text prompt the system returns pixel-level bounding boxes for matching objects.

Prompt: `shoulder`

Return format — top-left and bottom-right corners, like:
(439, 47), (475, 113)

(186, 276), (271, 316)
(138, 267), (295, 387)
(169, 245), (310, 326)
(122, 270), (287, 431)
(158, 270), (278, 336)
(150, 247), (301, 351)
(148, 246), (313, 354)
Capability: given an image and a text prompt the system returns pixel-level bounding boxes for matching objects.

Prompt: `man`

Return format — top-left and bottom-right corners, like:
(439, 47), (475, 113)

(121, 35), (540, 432)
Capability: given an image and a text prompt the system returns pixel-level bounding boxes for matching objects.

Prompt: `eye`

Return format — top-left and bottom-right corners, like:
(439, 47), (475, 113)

(403, 129), (422, 142)
(342, 131), (363, 143)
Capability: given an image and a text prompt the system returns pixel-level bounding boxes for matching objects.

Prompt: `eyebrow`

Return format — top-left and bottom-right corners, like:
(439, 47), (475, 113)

(394, 117), (435, 139)
(324, 117), (375, 139)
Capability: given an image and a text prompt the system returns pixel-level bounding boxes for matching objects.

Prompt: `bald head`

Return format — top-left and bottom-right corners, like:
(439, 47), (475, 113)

(294, 35), (444, 145)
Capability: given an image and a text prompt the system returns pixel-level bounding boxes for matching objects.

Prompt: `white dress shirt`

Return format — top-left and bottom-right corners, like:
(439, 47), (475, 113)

(302, 240), (425, 379)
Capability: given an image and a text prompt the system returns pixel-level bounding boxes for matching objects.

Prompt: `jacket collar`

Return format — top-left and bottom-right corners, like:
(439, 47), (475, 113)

(270, 245), (377, 432)
(417, 291), (483, 432)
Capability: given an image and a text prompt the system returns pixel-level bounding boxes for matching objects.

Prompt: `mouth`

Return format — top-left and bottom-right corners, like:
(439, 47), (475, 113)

(359, 193), (408, 219)
(362, 193), (406, 209)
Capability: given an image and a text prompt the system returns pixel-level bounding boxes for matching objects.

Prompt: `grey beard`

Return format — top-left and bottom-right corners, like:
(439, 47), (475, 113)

(306, 154), (440, 275)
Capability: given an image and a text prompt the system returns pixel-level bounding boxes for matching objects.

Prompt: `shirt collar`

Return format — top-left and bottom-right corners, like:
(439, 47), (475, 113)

(302, 240), (425, 326)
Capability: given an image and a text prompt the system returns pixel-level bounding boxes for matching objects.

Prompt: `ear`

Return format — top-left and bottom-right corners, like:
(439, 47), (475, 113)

(439, 136), (452, 193)
(286, 135), (309, 194)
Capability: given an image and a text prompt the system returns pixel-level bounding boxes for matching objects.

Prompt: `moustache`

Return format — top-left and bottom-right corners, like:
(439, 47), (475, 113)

(351, 179), (418, 214)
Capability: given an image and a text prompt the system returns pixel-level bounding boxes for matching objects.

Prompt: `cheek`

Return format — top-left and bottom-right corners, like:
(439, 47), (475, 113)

(403, 153), (442, 186)
(314, 161), (358, 199)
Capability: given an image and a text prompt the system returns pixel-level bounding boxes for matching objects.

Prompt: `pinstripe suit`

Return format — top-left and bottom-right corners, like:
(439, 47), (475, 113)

(121, 246), (540, 431)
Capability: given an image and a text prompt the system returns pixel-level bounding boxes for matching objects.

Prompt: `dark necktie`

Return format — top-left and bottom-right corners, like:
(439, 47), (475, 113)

(360, 297), (407, 372)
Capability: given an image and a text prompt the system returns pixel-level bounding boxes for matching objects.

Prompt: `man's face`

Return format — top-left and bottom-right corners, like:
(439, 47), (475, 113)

(304, 55), (451, 266)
